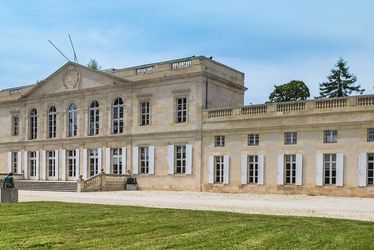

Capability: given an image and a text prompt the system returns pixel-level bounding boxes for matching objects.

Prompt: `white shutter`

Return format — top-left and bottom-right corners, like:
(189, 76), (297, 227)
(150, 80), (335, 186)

(61, 149), (66, 181)
(36, 151), (40, 180)
(168, 145), (175, 175)
(105, 147), (111, 174)
(17, 151), (22, 174)
(7, 152), (12, 173)
(186, 144), (193, 175)
(358, 152), (367, 187)
(41, 150), (46, 181)
(149, 146), (155, 175)
(82, 148), (87, 179)
(132, 147), (139, 174)
(121, 147), (127, 174)
(76, 149), (80, 177)
(240, 154), (247, 184)
(55, 149), (59, 180)
(208, 155), (214, 184)
(98, 148), (102, 172)
(296, 154), (303, 186)
(258, 155), (265, 185)
(24, 151), (28, 179)
(336, 153), (344, 187)
(315, 153), (323, 186)
(277, 154), (284, 185)
(223, 155), (230, 184)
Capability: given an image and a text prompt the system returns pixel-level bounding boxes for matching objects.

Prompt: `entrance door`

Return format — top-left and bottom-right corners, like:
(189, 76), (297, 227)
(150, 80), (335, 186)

(29, 151), (38, 180)
(67, 150), (77, 180)
(47, 151), (57, 180)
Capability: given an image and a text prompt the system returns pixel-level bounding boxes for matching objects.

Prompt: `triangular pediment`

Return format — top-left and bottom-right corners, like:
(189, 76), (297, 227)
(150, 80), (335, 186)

(22, 62), (131, 98)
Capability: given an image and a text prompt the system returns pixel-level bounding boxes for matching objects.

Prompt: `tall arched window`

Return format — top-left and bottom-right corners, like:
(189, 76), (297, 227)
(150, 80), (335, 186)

(48, 106), (57, 138)
(89, 101), (99, 135)
(68, 103), (77, 137)
(112, 97), (124, 134)
(29, 108), (37, 140)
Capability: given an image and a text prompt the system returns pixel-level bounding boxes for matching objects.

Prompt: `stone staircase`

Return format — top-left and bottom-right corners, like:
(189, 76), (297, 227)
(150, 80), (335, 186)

(16, 181), (77, 192)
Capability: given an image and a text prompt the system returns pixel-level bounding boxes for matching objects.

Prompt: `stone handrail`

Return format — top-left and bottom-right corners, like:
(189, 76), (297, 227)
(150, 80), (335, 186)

(204, 94), (374, 121)
(77, 171), (106, 192)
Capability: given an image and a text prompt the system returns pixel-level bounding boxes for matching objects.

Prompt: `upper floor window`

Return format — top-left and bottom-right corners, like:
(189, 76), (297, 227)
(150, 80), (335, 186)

(12, 116), (19, 136)
(284, 132), (297, 145)
(68, 103), (77, 137)
(248, 134), (259, 146)
(112, 98), (124, 134)
(214, 136), (225, 147)
(29, 108), (37, 140)
(176, 97), (187, 123)
(48, 106), (57, 138)
(324, 130), (337, 143)
(140, 101), (150, 126)
(89, 101), (99, 136)
(368, 128), (374, 142)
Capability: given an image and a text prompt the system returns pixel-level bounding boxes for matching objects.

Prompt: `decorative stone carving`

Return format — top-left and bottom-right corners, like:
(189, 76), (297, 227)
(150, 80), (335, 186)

(63, 65), (81, 90)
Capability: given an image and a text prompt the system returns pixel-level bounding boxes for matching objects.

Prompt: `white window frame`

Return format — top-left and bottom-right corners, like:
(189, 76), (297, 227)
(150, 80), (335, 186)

(11, 152), (18, 173)
(29, 151), (37, 177)
(67, 150), (77, 178)
(284, 154), (296, 184)
(68, 103), (77, 137)
(89, 101), (100, 136)
(12, 116), (19, 136)
(324, 130), (337, 143)
(112, 148), (123, 174)
(176, 97), (187, 123)
(48, 106), (57, 139)
(214, 155), (224, 183)
(324, 153), (337, 185)
(89, 149), (99, 176)
(112, 98), (124, 134)
(214, 136), (225, 147)
(368, 153), (374, 186)
(29, 109), (37, 140)
(139, 101), (150, 126)
(47, 150), (56, 177)
(248, 134), (259, 146)
(284, 132), (297, 145)
(248, 155), (258, 184)
(139, 147), (149, 174)
(367, 128), (374, 142)
(175, 145), (186, 174)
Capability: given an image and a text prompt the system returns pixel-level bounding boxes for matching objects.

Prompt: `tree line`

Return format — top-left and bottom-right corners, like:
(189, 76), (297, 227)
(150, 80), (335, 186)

(268, 58), (365, 103)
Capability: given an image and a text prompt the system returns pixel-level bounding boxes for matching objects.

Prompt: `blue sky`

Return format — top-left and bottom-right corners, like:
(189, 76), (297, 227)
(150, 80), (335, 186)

(0, 0), (373, 104)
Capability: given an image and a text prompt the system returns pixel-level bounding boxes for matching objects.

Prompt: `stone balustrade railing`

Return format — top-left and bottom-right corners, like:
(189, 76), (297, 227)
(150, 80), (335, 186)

(204, 95), (374, 121)
(77, 171), (129, 192)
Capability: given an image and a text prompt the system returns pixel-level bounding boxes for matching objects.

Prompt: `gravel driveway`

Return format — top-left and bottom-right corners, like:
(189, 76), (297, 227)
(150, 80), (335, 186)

(19, 190), (374, 222)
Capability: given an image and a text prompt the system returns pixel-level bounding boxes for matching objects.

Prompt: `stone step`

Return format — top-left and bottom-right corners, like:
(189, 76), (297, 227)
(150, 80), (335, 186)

(16, 181), (77, 192)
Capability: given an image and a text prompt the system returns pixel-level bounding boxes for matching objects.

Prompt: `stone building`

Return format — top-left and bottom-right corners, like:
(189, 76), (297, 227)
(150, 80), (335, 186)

(0, 56), (373, 197)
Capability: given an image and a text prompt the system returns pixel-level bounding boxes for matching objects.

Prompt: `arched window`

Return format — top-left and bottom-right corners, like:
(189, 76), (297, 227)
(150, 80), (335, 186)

(29, 108), (37, 140)
(48, 106), (57, 138)
(89, 101), (99, 135)
(68, 103), (77, 137)
(112, 97), (124, 134)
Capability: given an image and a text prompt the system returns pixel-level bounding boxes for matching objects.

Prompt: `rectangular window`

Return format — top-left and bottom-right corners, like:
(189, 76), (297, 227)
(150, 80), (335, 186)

(176, 97), (187, 123)
(47, 151), (56, 177)
(12, 152), (18, 173)
(214, 156), (224, 183)
(89, 149), (99, 177)
(368, 153), (374, 185)
(67, 150), (77, 178)
(248, 134), (259, 146)
(214, 136), (225, 147)
(284, 154), (296, 184)
(12, 116), (19, 136)
(324, 130), (337, 143)
(324, 153), (337, 185)
(112, 148), (123, 174)
(139, 147), (149, 174)
(140, 101), (150, 126)
(175, 145), (186, 174)
(284, 132), (297, 145)
(29, 151), (37, 177)
(368, 129), (374, 142)
(248, 155), (258, 184)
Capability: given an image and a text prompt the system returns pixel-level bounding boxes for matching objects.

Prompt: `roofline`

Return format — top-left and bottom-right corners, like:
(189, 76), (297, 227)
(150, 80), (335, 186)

(0, 83), (36, 92)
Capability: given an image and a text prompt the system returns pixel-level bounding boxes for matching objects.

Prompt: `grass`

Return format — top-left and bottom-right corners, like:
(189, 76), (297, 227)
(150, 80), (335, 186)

(0, 202), (373, 249)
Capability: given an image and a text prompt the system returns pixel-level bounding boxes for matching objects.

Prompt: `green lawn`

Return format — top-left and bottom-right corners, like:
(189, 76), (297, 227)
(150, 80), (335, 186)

(0, 202), (373, 249)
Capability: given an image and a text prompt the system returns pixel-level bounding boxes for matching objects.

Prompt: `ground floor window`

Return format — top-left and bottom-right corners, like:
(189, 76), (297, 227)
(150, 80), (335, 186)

(214, 156), (224, 183)
(248, 155), (258, 184)
(139, 147), (149, 174)
(175, 145), (186, 174)
(285, 154), (296, 184)
(324, 153), (336, 185)
(368, 153), (374, 185)
(47, 151), (56, 177)
(89, 149), (99, 176)
(30, 151), (37, 177)
(112, 148), (122, 174)
(67, 150), (77, 178)
(12, 152), (18, 173)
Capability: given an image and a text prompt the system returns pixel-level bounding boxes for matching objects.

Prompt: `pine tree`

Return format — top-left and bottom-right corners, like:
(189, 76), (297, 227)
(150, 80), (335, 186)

(318, 58), (364, 98)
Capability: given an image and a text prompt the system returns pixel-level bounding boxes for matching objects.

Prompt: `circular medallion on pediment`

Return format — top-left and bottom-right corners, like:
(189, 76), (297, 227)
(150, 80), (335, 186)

(63, 67), (81, 89)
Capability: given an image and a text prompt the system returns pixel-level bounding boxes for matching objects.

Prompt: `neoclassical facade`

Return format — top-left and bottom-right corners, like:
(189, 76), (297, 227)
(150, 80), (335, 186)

(0, 56), (373, 197)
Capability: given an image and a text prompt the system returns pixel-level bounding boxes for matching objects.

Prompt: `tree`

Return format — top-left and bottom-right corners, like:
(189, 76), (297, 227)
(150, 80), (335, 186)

(268, 80), (310, 103)
(87, 58), (101, 70)
(318, 58), (364, 98)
